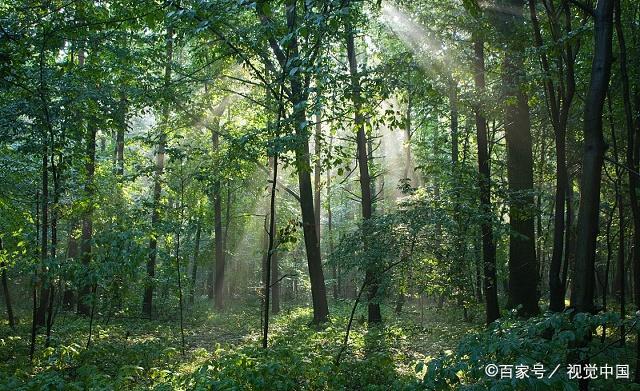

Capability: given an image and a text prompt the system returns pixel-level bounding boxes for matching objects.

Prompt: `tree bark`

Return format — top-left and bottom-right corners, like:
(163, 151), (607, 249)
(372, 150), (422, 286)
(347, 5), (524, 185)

(608, 92), (625, 343)
(528, 0), (575, 312)
(263, 150), (279, 348)
(143, 27), (172, 317)
(613, 0), (637, 375)
(403, 88), (413, 181)
(212, 123), (225, 309)
(267, 157), (280, 314)
(45, 136), (60, 342)
(572, 0), (614, 314)
(0, 238), (15, 329)
(189, 216), (201, 305)
(326, 138), (338, 300)
(473, 34), (500, 324)
(287, 2), (329, 325)
(115, 94), (126, 176)
(314, 112), (321, 244)
(258, 0), (329, 324)
(77, 121), (96, 316)
(502, 52), (539, 317)
(63, 228), (78, 308)
(346, 17), (380, 324)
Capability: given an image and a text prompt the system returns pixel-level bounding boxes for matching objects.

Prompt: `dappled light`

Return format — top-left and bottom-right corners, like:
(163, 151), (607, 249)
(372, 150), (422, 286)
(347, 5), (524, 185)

(1, 0), (639, 389)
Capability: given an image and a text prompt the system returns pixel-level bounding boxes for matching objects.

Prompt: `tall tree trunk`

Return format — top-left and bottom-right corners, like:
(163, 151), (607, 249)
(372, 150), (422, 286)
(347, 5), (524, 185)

(613, 0), (639, 377)
(286, 2), (329, 324)
(346, 17), (380, 324)
(572, 0), (614, 314)
(263, 151), (279, 348)
(189, 216), (201, 305)
(45, 142), (60, 343)
(115, 93), (126, 176)
(563, 179), (574, 299)
(489, 0), (540, 318)
(143, 132), (166, 317)
(473, 34), (500, 324)
(212, 123), (225, 309)
(474, 234), (483, 302)
(607, 92), (626, 344)
(143, 27), (172, 317)
(449, 78), (467, 315)
(293, 112), (329, 323)
(528, 0), (576, 312)
(403, 88), (413, 181)
(326, 137), (338, 299)
(36, 125), (50, 326)
(176, 175), (186, 355)
(257, 0), (329, 324)
(0, 238), (15, 329)
(314, 112), (322, 244)
(30, 190), (40, 361)
(63, 228), (78, 308)
(503, 52), (539, 317)
(264, 157), (280, 315)
(77, 121), (96, 316)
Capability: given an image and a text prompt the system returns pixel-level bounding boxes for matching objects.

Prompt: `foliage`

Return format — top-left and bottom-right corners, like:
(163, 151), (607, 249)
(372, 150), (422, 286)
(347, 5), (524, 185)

(418, 311), (640, 390)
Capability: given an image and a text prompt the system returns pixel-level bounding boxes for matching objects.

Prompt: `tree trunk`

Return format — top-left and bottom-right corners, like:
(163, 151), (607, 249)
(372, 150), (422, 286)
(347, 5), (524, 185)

(212, 125), (225, 310)
(403, 89), (413, 181)
(528, 0), (576, 313)
(613, 0), (638, 376)
(77, 122), (96, 316)
(257, 0), (329, 324)
(314, 112), (321, 244)
(327, 139), (338, 300)
(449, 78), (467, 313)
(189, 216), (201, 305)
(346, 17), (381, 324)
(269, 156), (280, 314)
(0, 238), (15, 329)
(45, 142), (60, 342)
(286, 2), (329, 325)
(473, 34), (500, 324)
(474, 234), (483, 302)
(564, 180), (575, 302)
(503, 51), (539, 317)
(115, 94), (126, 176)
(607, 92), (626, 343)
(263, 150), (279, 348)
(294, 116), (329, 323)
(63, 228), (78, 308)
(143, 27), (172, 317)
(36, 133), (50, 326)
(572, 0), (614, 314)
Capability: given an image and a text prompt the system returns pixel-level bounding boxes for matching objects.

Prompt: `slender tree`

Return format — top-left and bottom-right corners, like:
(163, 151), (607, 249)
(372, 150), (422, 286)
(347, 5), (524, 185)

(572, 0), (615, 314)
(472, 32), (500, 324)
(346, 9), (381, 324)
(143, 27), (173, 317)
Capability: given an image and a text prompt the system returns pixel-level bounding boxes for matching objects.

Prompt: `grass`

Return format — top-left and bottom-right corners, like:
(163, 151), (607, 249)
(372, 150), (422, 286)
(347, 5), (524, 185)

(0, 299), (481, 390)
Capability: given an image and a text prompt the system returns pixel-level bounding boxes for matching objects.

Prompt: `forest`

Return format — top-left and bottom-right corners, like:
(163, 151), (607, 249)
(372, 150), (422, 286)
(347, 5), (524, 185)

(0, 0), (639, 389)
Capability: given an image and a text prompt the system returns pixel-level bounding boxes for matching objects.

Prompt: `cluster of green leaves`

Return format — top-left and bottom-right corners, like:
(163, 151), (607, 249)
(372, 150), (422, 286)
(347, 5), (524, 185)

(418, 311), (639, 390)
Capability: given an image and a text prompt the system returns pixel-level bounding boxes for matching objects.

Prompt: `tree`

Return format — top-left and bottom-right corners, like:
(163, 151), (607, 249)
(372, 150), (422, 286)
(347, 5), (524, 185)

(143, 26), (173, 317)
(345, 1), (381, 324)
(491, 0), (539, 317)
(572, 0), (614, 314)
(472, 31), (500, 324)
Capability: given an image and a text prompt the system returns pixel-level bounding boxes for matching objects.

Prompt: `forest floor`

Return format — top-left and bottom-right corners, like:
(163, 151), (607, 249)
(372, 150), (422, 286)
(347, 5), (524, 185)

(0, 300), (482, 390)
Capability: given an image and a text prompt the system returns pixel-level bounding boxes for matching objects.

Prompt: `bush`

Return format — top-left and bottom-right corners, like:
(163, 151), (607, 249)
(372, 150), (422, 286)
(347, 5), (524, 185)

(417, 311), (640, 390)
